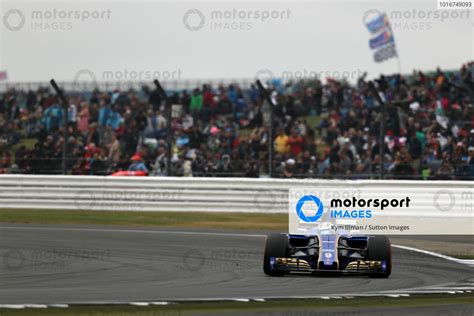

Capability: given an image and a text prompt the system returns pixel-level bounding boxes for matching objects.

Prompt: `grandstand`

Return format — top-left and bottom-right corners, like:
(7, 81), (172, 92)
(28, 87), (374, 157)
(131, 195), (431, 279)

(0, 63), (473, 179)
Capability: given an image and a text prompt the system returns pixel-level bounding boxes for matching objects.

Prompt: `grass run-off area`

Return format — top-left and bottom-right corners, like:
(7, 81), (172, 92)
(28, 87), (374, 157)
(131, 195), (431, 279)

(0, 209), (288, 231)
(0, 294), (473, 316)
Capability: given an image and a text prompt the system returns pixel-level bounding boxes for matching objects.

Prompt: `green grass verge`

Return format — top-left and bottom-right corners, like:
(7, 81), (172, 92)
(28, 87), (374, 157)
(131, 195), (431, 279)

(452, 254), (474, 259)
(0, 209), (287, 231)
(0, 294), (473, 316)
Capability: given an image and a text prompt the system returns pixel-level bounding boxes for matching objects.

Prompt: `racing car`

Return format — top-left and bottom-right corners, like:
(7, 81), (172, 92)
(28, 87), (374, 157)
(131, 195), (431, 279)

(263, 231), (391, 278)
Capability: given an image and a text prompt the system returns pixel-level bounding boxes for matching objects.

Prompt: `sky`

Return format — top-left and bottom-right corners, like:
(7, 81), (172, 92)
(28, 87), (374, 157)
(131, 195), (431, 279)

(0, 0), (472, 86)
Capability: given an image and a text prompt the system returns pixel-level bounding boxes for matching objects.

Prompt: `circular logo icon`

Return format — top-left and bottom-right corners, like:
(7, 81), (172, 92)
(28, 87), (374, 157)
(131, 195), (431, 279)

(324, 253), (332, 259)
(72, 69), (98, 92)
(254, 191), (279, 212)
(182, 249), (205, 272)
(254, 68), (275, 82)
(3, 249), (25, 270)
(183, 9), (205, 31)
(74, 190), (97, 211)
(3, 9), (25, 31)
(362, 9), (382, 27)
(296, 195), (324, 223)
(433, 190), (455, 212)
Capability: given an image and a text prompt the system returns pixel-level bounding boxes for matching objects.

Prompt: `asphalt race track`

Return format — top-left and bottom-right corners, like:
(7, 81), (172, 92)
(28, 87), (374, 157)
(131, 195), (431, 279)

(0, 224), (472, 304)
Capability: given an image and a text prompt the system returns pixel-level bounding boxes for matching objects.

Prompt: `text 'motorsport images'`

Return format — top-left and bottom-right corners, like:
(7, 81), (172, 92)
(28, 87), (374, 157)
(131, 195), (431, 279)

(0, 0), (473, 315)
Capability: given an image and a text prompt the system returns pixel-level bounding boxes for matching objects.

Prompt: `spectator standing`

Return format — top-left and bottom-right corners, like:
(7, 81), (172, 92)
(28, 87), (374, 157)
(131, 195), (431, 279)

(77, 102), (90, 134)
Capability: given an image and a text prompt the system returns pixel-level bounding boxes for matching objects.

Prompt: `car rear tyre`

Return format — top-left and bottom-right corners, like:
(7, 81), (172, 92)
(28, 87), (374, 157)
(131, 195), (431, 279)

(263, 233), (289, 276)
(367, 235), (392, 278)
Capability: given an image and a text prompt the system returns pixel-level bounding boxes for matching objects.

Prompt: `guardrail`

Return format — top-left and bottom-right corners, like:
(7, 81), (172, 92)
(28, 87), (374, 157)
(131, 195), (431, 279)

(0, 175), (472, 215)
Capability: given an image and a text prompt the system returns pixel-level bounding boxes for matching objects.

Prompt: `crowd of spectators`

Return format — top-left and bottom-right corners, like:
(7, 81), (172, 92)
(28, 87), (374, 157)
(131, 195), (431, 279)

(0, 62), (473, 179)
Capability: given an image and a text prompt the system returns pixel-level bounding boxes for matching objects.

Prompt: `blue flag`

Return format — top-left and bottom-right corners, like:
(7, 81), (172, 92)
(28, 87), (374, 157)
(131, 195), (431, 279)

(366, 13), (389, 34)
(369, 30), (394, 49)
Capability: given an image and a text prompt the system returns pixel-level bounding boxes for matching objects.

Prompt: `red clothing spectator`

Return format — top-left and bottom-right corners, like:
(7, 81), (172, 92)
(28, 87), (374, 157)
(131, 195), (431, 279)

(288, 130), (304, 156)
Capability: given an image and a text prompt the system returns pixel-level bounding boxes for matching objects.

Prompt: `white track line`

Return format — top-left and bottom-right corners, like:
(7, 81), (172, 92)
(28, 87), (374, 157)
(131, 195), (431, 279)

(392, 245), (474, 267)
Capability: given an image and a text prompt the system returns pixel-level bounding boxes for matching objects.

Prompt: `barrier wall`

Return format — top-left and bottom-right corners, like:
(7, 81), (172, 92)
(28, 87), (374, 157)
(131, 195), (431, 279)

(0, 175), (472, 218)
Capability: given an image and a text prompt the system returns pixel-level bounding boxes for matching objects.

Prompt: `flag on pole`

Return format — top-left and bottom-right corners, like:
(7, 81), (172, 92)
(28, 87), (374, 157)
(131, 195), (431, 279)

(0, 70), (7, 81)
(365, 12), (398, 63)
(373, 43), (398, 63)
(366, 13), (390, 34)
(369, 30), (394, 49)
